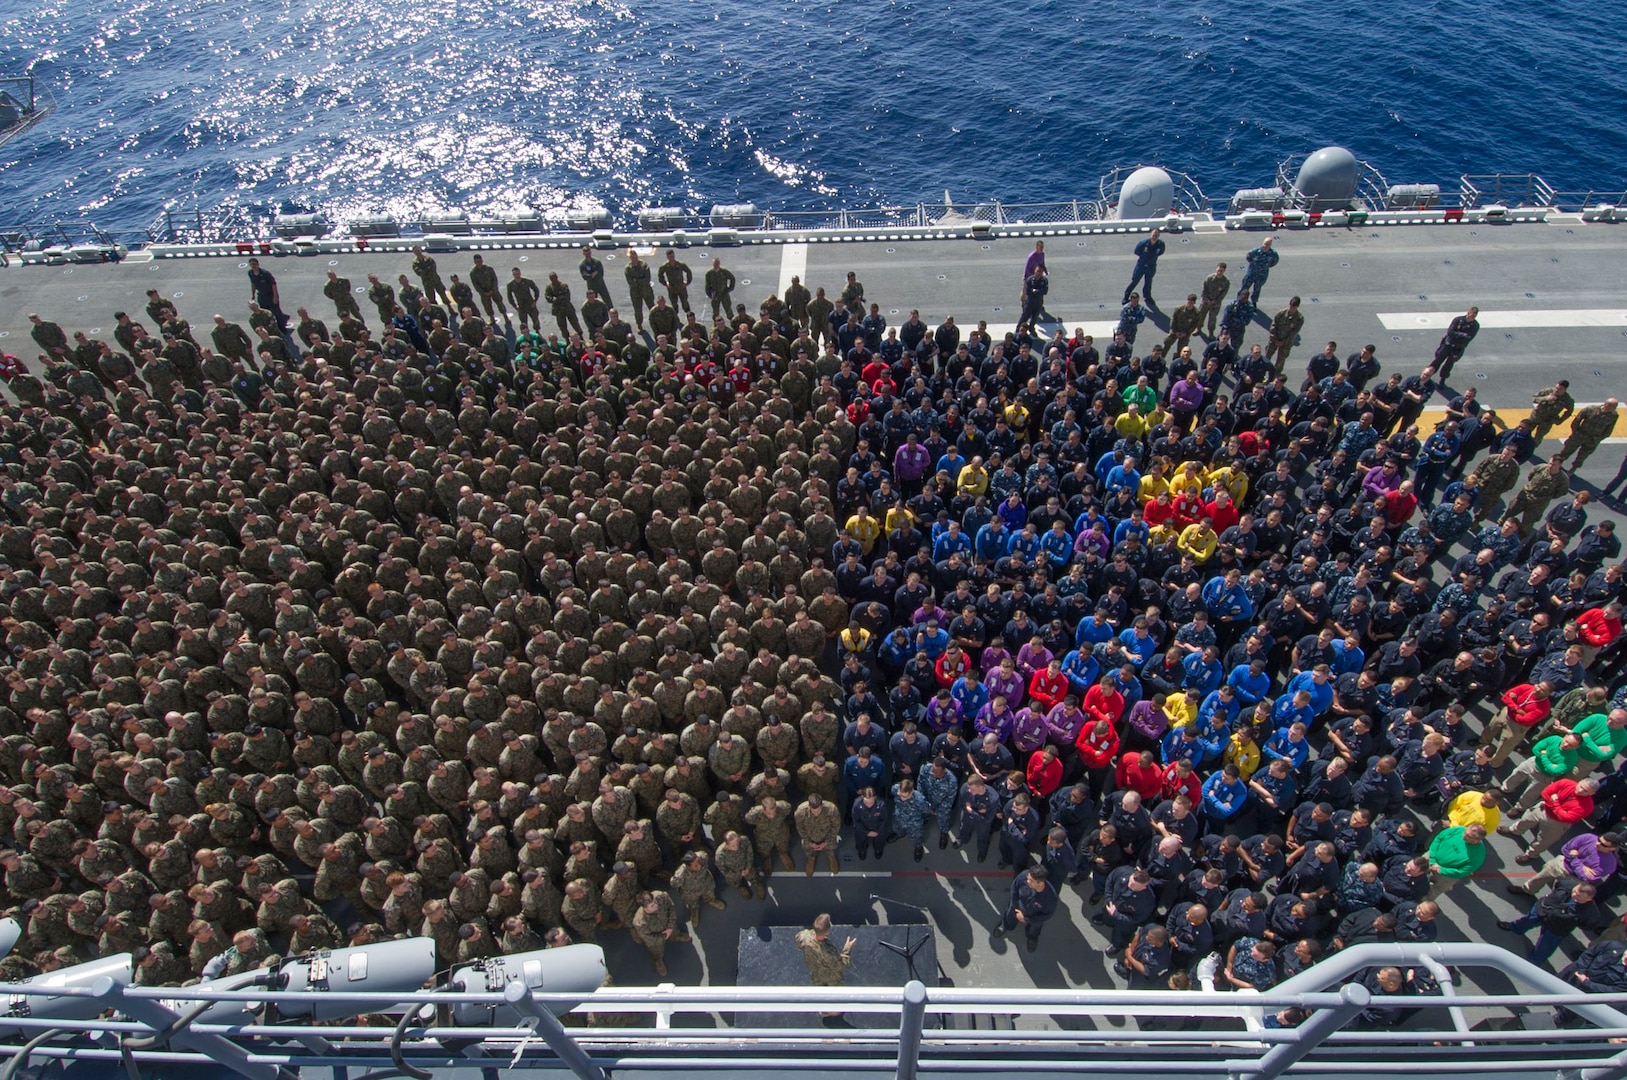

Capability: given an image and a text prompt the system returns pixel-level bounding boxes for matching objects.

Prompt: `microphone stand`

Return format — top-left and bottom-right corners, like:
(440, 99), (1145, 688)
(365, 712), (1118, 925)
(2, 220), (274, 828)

(868, 895), (938, 1026)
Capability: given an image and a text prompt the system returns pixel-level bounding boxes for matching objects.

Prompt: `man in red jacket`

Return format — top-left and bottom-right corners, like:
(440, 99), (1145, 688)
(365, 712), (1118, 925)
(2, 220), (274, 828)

(1502, 777), (1602, 864)
(1115, 750), (1164, 802)
(1481, 680), (1554, 768)
(1160, 758), (1203, 805)
(1026, 744), (1063, 801)
(1379, 481), (1419, 532)
(1577, 601), (1625, 668)
(1028, 659), (1070, 712)
(1083, 675), (1126, 727)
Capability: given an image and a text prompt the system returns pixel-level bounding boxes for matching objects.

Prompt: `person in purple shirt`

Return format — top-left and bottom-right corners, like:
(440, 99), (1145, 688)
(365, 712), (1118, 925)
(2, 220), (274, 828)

(997, 492), (1027, 530)
(923, 690), (964, 735)
(976, 697), (1018, 742)
(1361, 458), (1403, 500)
(1045, 699), (1087, 748)
(1023, 240), (1047, 282)
(1016, 638), (1053, 679)
(1125, 696), (1172, 752)
(893, 434), (932, 485)
(1011, 706), (1050, 757)
(1517, 831), (1623, 896)
(1167, 370), (1207, 432)
(986, 657), (1023, 704)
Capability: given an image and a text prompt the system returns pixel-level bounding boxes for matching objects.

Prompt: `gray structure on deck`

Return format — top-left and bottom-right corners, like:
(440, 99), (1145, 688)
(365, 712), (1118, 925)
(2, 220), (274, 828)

(4, 942), (1627, 1080)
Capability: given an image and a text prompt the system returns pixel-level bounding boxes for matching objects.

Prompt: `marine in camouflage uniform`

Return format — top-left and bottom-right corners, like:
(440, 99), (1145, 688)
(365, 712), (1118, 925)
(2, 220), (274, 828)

(617, 819), (663, 883)
(1504, 456), (1572, 537)
(1560, 400), (1621, 472)
(601, 862), (641, 929)
(713, 830), (764, 900)
(656, 789), (703, 853)
(1530, 382), (1576, 444)
(1466, 449), (1521, 521)
(624, 250), (657, 330)
(469, 255), (508, 322)
(670, 850), (726, 926)
(795, 914), (854, 1021)
(561, 878), (604, 943)
(794, 793), (842, 875)
(745, 795), (795, 875)
(631, 890), (690, 977)
(797, 754), (841, 804)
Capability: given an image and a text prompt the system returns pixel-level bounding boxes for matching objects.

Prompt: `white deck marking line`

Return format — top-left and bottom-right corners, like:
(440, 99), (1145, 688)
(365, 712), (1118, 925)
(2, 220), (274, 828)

(778, 242), (807, 297)
(1378, 309), (1627, 331)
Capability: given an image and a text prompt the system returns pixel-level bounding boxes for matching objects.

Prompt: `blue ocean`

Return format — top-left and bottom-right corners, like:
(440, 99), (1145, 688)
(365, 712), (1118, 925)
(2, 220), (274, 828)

(2, 0), (1625, 235)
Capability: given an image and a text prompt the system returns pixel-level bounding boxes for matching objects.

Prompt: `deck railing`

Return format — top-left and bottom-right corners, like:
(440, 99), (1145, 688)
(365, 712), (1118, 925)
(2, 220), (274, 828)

(2, 944), (1627, 1080)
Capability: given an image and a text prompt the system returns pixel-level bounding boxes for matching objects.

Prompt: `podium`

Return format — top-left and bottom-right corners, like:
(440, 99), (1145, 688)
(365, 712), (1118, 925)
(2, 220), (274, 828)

(735, 923), (938, 1028)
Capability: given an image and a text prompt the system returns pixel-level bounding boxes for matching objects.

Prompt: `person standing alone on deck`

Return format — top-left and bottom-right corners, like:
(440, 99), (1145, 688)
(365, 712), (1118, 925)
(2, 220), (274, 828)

(1125, 229), (1165, 307)
(1434, 307), (1481, 379)
(705, 258), (736, 321)
(1020, 265), (1049, 332)
(1238, 238), (1278, 305)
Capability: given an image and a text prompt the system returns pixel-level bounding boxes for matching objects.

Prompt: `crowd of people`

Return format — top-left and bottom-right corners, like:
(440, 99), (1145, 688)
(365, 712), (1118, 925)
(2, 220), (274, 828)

(3, 232), (1627, 1024)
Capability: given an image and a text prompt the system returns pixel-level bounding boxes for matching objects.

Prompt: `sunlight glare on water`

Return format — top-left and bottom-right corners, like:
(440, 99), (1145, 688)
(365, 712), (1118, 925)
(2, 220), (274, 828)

(0, 0), (1624, 232)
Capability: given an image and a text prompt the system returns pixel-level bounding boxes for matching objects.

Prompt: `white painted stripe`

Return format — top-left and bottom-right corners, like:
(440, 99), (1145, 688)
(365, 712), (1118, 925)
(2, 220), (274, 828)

(1377, 309), (1627, 331)
(778, 241), (808, 296)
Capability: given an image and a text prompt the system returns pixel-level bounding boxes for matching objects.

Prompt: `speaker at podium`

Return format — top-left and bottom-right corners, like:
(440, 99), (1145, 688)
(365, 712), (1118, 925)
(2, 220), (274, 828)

(734, 920), (939, 1029)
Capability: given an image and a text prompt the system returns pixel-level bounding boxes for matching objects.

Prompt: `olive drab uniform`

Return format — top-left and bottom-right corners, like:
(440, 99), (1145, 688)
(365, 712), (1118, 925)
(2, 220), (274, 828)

(545, 277), (583, 336)
(659, 255), (694, 315)
(631, 892), (689, 976)
(745, 799), (795, 873)
(656, 793), (703, 851)
(1268, 303), (1305, 372)
(602, 870), (640, 927)
(1505, 464), (1572, 536)
(413, 251), (452, 306)
(705, 263), (736, 321)
(324, 275), (363, 323)
(794, 928), (852, 986)
(625, 256), (657, 329)
(561, 881), (604, 942)
(1530, 384), (1577, 444)
(671, 853), (726, 925)
(1163, 299), (1203, 359)
(794, 800), (842, 875)
(507, 272), (542, 333)
(1199, 270), (1231, 336)
(797, 758), (840, 803)
(470, 259), (508, 321)
(580, 253), (613, 307)
(784, 278), (811, 326)
(1561, 403), (1620, 471)
(367, 277), (397, 323)
(1467, 454), (1521, 519)
(714, 837), (763, 899)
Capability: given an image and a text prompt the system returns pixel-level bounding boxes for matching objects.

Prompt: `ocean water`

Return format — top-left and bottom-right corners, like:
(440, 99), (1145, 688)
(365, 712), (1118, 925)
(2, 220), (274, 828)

(2, 0), (1625, 235)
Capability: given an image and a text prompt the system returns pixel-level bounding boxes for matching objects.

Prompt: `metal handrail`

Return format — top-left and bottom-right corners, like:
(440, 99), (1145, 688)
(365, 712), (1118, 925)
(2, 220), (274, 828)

(5, 941), (1627, 1080)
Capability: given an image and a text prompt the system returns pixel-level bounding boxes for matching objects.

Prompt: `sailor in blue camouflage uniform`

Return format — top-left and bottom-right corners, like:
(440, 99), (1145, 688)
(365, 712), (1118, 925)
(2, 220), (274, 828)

(919, 757), (960, 851)
(890, 778), (930, 862)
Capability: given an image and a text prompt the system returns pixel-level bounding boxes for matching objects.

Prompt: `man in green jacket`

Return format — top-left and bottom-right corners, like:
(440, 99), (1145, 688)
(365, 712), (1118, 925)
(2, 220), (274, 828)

(1507, 733), (1582, 814)
(1424, 824), (1486, 901)
(1572, 708), (1627, 777)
